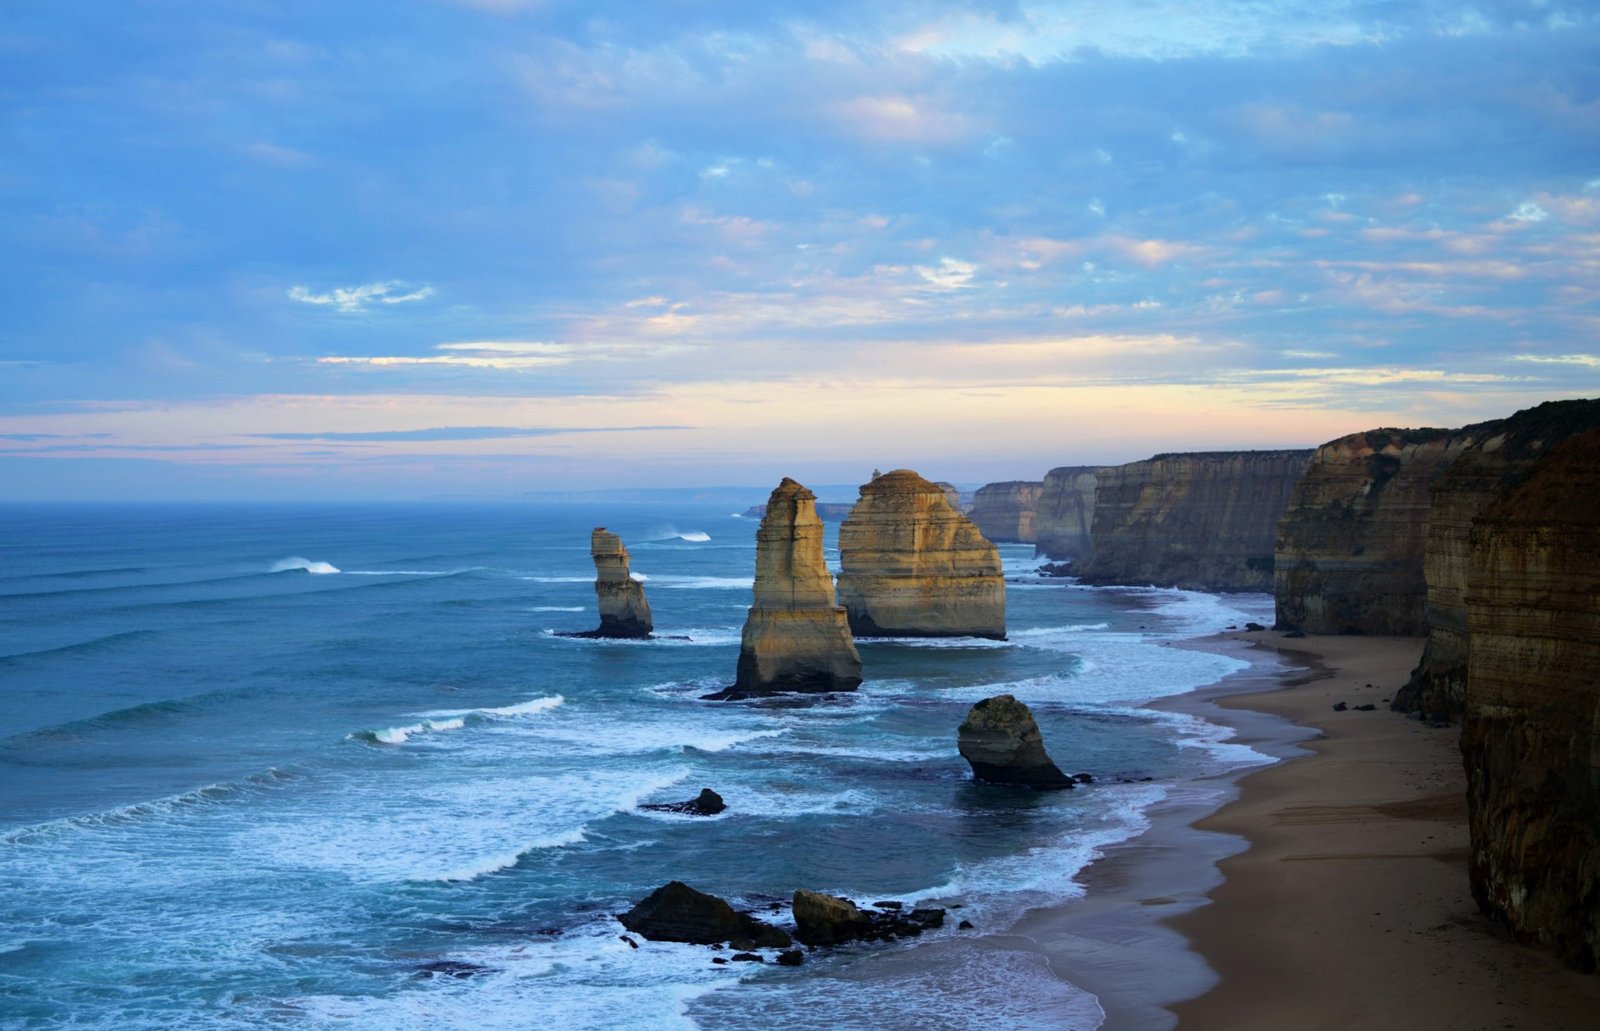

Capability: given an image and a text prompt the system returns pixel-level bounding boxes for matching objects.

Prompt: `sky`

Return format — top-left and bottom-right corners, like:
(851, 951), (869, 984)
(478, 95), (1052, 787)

(1, 0), (1597, 500)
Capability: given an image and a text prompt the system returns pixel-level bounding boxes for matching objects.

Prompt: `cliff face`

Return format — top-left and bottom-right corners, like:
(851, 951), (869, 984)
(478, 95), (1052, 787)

(1397, 399), (1600, 717)
(583, 528), (652, 638)
(968, 481), (1044, 543)
(1077, 450), (1312, 592)
(1274, 428), (1479, 635)
(725, 478), (862, 697)
(1034, 466), (1098, 561)
(1460, 427), (1600, 971)
(836, 469), (1006, 639)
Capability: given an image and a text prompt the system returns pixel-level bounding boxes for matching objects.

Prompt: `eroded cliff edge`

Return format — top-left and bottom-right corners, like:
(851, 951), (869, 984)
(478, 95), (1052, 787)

(1076, 450), (1311, 592)
(1274, 427), (1481, 635)
(1461, 427), (1600, 971)
(1034, 466), (1098, 561)
(968, 481), (1043, 544)
(836, 469), (1006, 639)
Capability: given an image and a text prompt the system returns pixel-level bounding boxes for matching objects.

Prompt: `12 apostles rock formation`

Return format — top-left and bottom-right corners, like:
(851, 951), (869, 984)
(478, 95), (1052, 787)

(569, 528), (652, 638)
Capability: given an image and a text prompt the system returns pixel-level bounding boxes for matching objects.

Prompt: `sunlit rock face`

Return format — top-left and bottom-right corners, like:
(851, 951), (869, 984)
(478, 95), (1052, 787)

(1078, 450), (1312, 592)
(1274, 429), (1481, 635)
(727, 478), (862, 697)
(1396, 399), (1600, 718)
(588, 528), (652, 638)
(1034, 466), (1098, 562)
(968, 481), (1044, 544)
(836, 469), (1006, 640)
(1461, 427), (1600, 972)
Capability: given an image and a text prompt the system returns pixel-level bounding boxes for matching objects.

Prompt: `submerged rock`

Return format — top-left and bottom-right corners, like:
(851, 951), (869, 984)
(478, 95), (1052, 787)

(791, 889), (946, 946)
(957, 695), (1074, 789)
(618, 881), (792, 950)
(640, 788), (727, 816)
(712, 479), (862, 699)
(836, 469), (1006, 639)
(561, 528), (653, 638)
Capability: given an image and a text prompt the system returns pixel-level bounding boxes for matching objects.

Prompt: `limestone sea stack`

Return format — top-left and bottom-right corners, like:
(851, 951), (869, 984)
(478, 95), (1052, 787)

(587, 528), (653, 637)
(1033, 466), (1098, 562)
(957, 694), (1073, 789)
(836, 469), (1006, 639)
(721, 478), (861, 698)
(1460, 427), (1600, 971)
(1274, 428), (1479, 635)
(968, 480), (1044, 543)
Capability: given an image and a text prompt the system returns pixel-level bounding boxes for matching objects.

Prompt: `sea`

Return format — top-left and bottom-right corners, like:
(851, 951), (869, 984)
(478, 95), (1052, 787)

(0, 501), (1276, 1030)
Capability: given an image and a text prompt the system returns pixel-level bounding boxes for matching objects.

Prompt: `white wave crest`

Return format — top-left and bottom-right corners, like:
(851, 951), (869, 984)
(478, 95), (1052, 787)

(360, 717), (468, 745)
(417, 694), (565, 720)
(422, 827), (590, 883)
(270, 557), (340, 575)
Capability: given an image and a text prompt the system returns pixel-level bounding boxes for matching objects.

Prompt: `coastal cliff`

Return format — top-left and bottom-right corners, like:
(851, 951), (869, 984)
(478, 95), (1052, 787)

(568, 528), (652, 638)
(836, 469), (1006, 639)
(968, 481), (1044, 543)
(723, 478), (861, 698)
(1460, 427), (1600, 971)
(1034, 466), (1098, 561)
(1076, 450), (1311, 591)
(1396, 399), (1600, 717)
(1274, 428), (1479, 635)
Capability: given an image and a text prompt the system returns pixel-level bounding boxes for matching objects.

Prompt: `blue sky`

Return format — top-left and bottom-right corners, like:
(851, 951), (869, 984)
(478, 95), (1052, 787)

(2, 0), (1597, 499)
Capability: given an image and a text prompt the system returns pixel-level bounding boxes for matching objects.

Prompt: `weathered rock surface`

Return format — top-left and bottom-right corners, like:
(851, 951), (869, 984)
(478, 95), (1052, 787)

(619, 881), (793, 949)
(577, 528), (652, 638)
(1033, 466), (1099, 561)
(1275, 429), (1479, 635)
(640, 788), (726, 816)
(742, 502), (855, 522)
(1078, 450), (1312, 592)
(1396, 399), (1600, 718)
(957, 694), (1073, 789)
(1460, 427), (1600, 971)
(791, 889), (946, 946)
(968, 481), (1044, 543)
(717, 479), (861, 699)
(836, 469), (1006, 639)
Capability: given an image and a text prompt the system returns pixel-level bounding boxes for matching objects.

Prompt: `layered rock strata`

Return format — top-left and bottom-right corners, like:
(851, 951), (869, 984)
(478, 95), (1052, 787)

(836, 469), (1006, 639)
(957, 694), (1073, 789)
(1033, 466), (1099, 561)
(968, 481), (1044, 543)
(1397, 399), (1600, 717)
(1275, 429), (1479, 635)
(720, 478), (861, 698)
(1460, 428), (1600, 971)
(1077, 450), (1312, 592)
(568, 528), (652, 638)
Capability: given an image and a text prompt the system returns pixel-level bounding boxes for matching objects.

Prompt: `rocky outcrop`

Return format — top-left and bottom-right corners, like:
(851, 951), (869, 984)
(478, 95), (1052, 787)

(1460, 428), (1600, 971)
(968, 481), (1044, 543)
(1077, 450), (1312, 591)
(1033, 466), (1099, 561)
(934, 481), (973, 513)
(640, 788), (726, 816)
(836, 469), (1006, 639)
(562, 529), (652, 638)
(957, 694), (1073, 789)
(619, 881), (792, 949)
(1396, 399), (1600, 717)
(717, 479), (861, 699)
(791, 890), (946, 946)
(1275, 429), (1480, 635)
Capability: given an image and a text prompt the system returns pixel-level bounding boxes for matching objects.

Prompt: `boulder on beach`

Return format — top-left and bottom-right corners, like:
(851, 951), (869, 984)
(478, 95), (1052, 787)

(957, 695), (1074, 789)
(618, 881), (792, 950)
(791, 889), (946, 946)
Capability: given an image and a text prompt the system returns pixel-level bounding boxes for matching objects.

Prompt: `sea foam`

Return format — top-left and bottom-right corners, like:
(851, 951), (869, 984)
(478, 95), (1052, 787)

(270, 557), (340, 575)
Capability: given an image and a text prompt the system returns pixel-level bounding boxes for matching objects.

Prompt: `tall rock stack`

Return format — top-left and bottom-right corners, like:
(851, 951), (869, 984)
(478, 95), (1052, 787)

(1460, 427), (1600, 971)
(968, 481), (1044, 544)
(1034, 466), (1098, 562)
(1078, 450), (1312, 592)
(1274, 428), (1478, 635)
(724, 478), (862, 698)
(836, 469), (1006, 639)
(584, 528), (653, 638)
(1396, 399), (1600, 718)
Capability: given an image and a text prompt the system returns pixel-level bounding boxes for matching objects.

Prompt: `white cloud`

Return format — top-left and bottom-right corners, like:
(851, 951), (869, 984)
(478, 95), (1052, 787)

(1506, 353), (1600, 368)
(915, 257), (978, 290)
(1507, 201), (1549, 224)
(288, 281), (435, 312)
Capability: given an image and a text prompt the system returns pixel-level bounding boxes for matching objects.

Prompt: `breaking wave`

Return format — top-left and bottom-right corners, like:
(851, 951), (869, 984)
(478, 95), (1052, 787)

(270, 557), (340, 575)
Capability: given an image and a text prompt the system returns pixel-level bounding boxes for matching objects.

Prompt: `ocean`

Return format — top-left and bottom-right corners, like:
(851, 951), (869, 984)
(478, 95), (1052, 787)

(0, 501), (1274, 1030)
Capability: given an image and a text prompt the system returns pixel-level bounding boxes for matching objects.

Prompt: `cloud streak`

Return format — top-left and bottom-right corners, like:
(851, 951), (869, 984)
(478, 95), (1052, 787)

(288, 282), (435, 312)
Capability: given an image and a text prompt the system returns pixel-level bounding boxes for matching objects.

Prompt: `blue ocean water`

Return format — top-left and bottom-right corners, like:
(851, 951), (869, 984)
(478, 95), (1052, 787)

(0, 502), (1272, 1030)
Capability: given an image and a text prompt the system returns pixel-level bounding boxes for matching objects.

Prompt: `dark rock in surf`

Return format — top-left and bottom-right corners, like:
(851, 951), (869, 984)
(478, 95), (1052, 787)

(957, 695), (1074, 789)
(619, 881), (792, 949)
(791, 889), (946, 946)
(641, 788), (727, 816)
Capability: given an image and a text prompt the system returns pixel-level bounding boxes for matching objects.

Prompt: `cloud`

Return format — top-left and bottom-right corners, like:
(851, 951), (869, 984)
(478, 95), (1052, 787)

(288, 281), (435, 312)
(915, 257), (978, 289)
(1506, 353), (1600, 368)
(251, 425), (691, 442)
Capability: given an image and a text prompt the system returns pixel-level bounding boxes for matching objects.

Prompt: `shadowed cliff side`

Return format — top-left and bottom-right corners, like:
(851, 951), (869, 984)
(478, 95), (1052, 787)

(1034, 465), (1099, 562)
(968, 481), (1043, 543)
(1461, 427), (1600, 972)
(716, 478), (861, 699)
(836, 469), (1006, 639)
(1396, 398), (1600, 718)
(1077, 450), (1311, 592)
(1274, 427), (1481, 635)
